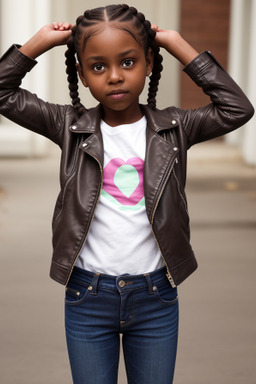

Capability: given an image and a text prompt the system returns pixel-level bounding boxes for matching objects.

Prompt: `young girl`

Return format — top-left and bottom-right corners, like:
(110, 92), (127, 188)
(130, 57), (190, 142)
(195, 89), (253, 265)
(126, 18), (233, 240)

(0, 4), (254, 384)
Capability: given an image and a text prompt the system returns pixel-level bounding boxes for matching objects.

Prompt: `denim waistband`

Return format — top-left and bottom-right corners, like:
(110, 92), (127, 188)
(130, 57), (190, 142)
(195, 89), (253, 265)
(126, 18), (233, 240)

(70, 266), (171, 293)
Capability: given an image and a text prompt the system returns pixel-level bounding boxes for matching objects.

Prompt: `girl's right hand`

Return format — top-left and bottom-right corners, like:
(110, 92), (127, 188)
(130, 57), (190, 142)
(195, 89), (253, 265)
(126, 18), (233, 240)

(19, 22), (73, 59)
(41, 22), (73, 47)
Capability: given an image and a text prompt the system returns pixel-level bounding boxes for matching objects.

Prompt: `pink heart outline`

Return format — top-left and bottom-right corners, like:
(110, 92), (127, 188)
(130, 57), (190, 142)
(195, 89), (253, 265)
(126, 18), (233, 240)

(103, 157), (144, 206)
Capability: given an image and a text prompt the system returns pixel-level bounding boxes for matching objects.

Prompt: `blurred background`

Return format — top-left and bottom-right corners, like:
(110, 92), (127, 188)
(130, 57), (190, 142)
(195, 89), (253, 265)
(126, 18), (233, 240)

(0, 0), (255, 162)
(0, 1), (255, 384)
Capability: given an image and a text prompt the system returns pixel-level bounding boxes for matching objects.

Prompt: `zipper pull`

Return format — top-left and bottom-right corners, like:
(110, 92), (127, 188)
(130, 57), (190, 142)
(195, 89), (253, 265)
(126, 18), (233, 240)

(166, 269), (176, 288)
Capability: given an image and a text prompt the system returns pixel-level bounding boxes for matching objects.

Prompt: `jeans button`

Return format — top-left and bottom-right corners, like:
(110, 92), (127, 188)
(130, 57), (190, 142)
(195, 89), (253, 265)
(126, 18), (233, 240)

(118, 280), (126, 288)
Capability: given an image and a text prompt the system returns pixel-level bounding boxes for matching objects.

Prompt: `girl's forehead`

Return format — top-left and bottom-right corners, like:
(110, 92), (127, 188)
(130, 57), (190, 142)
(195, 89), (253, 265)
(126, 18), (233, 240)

(82, 20), (135, 34)
(80, 21), (141, 50)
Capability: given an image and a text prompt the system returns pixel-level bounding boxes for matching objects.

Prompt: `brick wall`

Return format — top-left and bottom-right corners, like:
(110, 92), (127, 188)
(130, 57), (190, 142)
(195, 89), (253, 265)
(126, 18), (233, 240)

(180, 0), (231, 109)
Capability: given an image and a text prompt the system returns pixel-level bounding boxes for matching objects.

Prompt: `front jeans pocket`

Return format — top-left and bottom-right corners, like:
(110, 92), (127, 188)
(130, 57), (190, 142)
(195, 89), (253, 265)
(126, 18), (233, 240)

(65, 278), (90, 306)
(154, 282), (178, 306)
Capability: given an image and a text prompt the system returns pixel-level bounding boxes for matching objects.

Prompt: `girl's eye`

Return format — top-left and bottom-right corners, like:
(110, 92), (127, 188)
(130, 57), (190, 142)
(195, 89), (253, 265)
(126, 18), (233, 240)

(92, 64), (105, 72)
(122, 59), (134, 68)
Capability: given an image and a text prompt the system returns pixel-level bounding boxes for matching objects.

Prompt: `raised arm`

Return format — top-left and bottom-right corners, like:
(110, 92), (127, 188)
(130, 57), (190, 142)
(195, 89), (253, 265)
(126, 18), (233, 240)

(152, 26), (254, 145)
(0, 23), (75, 146)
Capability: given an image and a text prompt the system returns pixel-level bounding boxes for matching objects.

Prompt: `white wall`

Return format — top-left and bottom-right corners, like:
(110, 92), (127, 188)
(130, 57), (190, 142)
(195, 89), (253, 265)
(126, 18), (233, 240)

(0, 0), (51, 157)
(227, 0), (256, 165)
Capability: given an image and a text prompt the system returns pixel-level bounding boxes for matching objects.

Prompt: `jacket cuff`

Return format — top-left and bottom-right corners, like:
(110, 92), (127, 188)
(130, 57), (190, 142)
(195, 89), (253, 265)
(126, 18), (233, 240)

(0, 44), (37, 72)
(183, 51), (225, 79)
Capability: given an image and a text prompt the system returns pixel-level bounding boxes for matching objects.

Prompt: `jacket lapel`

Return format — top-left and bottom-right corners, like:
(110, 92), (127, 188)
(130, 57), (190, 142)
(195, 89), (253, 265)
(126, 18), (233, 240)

(69, 104), (104, 168)
(142, 106), (179, 223)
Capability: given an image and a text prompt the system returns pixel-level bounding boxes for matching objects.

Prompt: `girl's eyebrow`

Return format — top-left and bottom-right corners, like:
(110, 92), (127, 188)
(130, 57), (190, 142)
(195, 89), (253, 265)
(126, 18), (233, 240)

(86, 49), (138, 62)
(118, 49), (138, 57)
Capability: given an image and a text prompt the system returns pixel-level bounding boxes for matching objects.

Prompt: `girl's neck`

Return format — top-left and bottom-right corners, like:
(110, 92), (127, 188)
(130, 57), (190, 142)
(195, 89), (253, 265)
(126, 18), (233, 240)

(102, 104), (143, 127)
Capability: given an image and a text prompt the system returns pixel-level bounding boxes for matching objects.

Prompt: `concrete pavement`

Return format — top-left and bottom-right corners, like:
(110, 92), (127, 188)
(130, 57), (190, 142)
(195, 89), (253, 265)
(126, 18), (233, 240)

(0, 140), (256, 383)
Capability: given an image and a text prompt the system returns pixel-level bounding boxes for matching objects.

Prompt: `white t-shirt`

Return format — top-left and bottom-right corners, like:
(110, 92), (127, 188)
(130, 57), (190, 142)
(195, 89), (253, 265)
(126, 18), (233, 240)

(76, 116), (164, 275)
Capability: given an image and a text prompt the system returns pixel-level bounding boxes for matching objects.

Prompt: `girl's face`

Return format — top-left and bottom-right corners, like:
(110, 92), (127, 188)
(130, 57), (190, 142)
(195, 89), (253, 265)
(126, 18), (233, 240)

(77, 23), (153, 126)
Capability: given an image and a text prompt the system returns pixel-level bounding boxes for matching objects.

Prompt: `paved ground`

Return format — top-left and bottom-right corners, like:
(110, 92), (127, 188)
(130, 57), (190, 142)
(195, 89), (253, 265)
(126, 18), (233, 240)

(0, 141), (255, 383)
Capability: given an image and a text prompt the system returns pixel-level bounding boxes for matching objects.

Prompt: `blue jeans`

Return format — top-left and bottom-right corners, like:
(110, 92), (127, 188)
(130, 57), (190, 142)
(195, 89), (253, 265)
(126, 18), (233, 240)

(65, 266), (179, 384)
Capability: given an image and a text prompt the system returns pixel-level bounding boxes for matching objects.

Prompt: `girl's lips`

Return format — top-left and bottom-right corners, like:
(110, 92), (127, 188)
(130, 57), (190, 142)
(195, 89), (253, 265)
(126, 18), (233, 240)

(107, 90), (128, 100)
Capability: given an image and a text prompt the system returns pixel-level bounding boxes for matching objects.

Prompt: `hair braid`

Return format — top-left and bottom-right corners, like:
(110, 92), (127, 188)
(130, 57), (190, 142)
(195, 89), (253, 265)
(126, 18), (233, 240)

(120, 5), (163, 109)
(65, 26), (86, 116)
(147, 43), (163, 110)
(134, 11), (163, 110)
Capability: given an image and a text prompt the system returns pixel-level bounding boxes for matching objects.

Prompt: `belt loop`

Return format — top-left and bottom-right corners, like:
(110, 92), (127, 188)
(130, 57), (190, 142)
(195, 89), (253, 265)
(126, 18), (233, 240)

(89, 273), (100, 295)
(144, 273), (154, 295)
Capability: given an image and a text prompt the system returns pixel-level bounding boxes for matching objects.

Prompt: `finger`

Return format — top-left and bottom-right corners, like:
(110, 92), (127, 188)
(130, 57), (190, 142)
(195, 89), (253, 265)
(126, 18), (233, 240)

(151, 24), (159, 32)
(62, 22), (73, 30)
(58, 22), (72, 30)
(52, 22), (72, 31)
(52, 22), (59, 30)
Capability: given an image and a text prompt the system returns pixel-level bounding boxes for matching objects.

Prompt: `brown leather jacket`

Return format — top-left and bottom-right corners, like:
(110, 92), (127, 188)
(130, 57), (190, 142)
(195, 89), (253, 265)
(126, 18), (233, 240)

(0, 45), (254, 287)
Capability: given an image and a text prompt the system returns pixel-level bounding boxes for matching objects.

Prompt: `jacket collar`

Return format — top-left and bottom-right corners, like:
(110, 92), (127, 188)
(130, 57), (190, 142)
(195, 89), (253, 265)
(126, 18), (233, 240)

(69, 104), (179, 134)
(69, 104), (102, 134)
(141, 105), (179, 132)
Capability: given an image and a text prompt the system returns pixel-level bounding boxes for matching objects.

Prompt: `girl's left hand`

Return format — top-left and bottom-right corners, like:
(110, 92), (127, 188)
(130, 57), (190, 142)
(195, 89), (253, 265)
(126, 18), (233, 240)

(151, 25), (181, 51)
(151, 24), (199, 66)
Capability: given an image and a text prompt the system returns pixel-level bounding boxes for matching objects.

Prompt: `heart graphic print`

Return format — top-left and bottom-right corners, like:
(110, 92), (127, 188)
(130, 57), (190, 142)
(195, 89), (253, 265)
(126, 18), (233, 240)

(102, 157), (145, 210)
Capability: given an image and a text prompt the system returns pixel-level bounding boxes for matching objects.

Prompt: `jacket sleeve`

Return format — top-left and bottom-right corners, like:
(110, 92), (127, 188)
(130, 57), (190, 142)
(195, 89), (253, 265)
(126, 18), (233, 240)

(178, 51), (254, 147)
(0, 45), (70, 147)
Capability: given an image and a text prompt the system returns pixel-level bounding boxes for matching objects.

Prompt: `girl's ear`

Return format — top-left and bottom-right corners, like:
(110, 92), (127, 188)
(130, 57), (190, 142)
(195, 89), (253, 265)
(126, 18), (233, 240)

(146, 48), (154, 76)
(77, 63), (88, 87)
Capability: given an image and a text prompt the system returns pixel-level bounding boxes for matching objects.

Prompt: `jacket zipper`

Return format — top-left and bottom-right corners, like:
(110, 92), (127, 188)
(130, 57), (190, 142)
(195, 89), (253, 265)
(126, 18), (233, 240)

(65, 153), (103, 286)
(173, 168), (189, 215)
(53, 140), (80, 230)
(150, 157), (178, 288)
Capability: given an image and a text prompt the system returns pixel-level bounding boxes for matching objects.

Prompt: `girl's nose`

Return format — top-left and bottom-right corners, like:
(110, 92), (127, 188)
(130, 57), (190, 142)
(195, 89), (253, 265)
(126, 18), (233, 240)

(108, 66), (123, 84)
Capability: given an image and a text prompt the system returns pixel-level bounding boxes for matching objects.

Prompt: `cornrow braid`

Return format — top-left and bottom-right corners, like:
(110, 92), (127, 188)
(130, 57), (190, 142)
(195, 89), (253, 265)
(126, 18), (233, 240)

(64, 4), (163, 114)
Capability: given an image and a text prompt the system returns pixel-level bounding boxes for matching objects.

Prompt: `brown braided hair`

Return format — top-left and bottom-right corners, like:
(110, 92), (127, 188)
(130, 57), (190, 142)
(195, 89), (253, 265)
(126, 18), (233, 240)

(65, 4), (163, 115)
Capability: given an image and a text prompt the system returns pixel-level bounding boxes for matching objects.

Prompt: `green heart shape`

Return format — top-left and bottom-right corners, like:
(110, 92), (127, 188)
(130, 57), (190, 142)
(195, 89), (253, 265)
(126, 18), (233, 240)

(114, 165), (139, 198)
